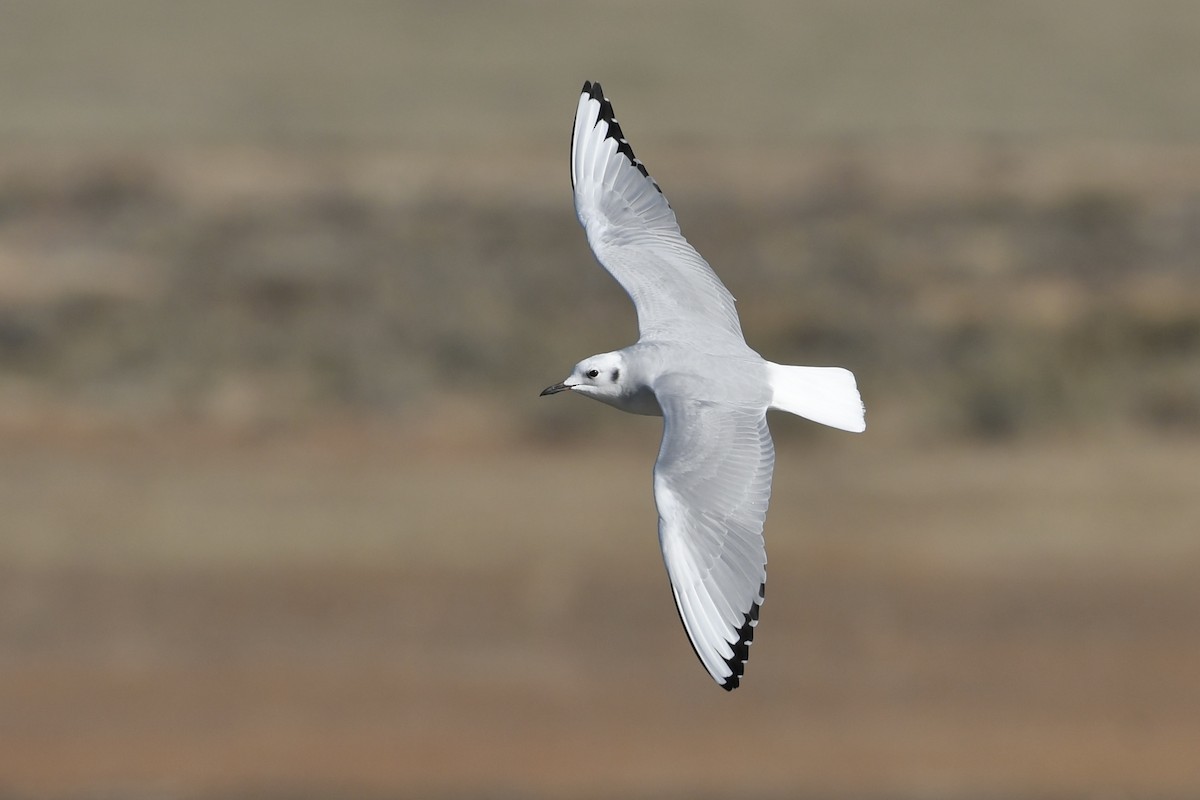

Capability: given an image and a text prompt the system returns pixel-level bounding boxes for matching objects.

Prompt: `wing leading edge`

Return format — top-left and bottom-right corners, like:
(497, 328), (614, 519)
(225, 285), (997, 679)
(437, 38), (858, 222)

(571, 81), (746, 349)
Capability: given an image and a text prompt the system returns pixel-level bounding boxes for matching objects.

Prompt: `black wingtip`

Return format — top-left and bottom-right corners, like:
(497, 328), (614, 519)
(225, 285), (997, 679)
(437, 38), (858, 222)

(575, 79), (660, 192)
(670, 579), (766, 692)
(719, 582), (766, 691)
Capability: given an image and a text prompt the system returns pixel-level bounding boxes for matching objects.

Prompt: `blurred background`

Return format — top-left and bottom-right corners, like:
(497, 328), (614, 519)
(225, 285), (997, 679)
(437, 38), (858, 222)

(2, 2), (1199, 798)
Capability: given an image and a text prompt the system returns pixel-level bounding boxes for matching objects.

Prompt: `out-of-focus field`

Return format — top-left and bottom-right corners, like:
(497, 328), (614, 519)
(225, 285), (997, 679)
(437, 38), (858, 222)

(2, 433), (1199, 798)
(2, 2), (1200, 799)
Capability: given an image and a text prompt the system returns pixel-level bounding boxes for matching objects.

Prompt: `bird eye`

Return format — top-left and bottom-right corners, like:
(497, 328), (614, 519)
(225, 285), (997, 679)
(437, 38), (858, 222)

(586, 369), (600, 379)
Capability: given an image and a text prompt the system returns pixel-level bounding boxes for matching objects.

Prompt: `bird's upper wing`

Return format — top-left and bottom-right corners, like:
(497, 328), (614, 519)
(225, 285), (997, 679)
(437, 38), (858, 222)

(653, 387), (774, 690)
(571, 81), (746, 349)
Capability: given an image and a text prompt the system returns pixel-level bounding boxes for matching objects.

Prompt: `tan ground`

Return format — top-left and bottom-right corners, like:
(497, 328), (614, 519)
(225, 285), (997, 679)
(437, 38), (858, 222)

(2, 428), (1198, 798)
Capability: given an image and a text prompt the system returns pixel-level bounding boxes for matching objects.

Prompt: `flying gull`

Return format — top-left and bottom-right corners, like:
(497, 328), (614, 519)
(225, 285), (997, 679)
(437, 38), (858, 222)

(541, 81), (866, 690)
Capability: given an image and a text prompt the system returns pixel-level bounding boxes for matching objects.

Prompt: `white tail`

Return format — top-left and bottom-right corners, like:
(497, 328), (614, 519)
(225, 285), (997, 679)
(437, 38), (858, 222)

(766, 363), (866, 433)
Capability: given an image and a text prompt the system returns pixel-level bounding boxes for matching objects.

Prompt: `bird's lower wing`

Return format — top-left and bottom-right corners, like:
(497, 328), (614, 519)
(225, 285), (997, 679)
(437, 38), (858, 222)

(653, 393), (774, 690)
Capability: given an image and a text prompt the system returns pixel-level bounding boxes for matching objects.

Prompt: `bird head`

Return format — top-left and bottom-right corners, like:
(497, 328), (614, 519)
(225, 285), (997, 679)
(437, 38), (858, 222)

(540, 351), (627, 402)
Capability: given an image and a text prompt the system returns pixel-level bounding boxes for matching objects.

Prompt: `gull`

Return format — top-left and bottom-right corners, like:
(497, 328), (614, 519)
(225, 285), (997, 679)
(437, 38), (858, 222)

(541, 81), (866, 691)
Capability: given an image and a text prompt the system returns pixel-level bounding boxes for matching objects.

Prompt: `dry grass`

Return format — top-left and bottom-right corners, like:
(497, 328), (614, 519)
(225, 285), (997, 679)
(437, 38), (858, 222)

(2, 144), (1199, 444)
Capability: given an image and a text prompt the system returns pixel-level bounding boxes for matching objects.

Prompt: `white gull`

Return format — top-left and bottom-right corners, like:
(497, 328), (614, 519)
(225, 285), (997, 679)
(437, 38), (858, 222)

(541, 81), (866, 690)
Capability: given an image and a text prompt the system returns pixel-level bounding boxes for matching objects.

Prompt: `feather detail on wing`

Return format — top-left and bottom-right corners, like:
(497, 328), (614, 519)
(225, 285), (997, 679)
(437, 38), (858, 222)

(653, 391), (773, 690)
(571, 81), (746, 349)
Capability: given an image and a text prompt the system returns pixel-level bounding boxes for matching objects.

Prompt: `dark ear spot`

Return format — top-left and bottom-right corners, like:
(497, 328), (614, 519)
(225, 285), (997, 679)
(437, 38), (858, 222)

(611, 368), (620, 382)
